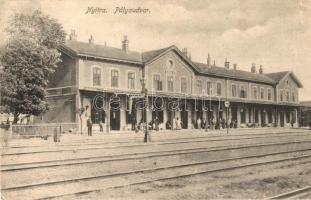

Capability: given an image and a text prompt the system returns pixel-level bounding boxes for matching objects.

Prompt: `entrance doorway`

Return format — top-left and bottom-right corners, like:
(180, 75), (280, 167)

(179, 103), (188, 129)
(261, 110), (266, 125)
(110, 102), (120, 130)
(280, 111), (285, 127)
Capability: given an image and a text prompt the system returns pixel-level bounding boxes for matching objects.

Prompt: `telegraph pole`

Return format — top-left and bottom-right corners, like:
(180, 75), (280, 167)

(225, 100), (230, 134)
(140, 78), (150, 143)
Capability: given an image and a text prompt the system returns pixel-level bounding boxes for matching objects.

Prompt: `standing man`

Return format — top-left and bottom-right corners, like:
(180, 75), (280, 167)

(197, 117), (201, 129)
(290, 118), (294, 128)
(87, 117), (93, 136)
(131, 113), (136, 131)
(154, 116), (159, 131)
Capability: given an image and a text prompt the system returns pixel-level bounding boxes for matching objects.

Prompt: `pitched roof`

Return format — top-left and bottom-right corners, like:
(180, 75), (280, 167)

(60, 40), (300, 86)
(141, 46), (172, 62)
(62, 40), (143, 63)
(265, 71), (290, 83)
(194, 62), (276, 85)
(265, 71), (303, 88)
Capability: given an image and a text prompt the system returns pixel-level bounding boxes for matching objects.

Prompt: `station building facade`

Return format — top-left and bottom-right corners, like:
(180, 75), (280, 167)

(39, 34), (303, 132)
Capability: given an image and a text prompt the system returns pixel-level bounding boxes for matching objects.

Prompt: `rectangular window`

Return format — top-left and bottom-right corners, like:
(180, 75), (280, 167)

(231, 84), (237, 97)
(253, 87), (258, 99)
(240, 85), (246, 98)
(181, 77), (187, 93)
(260, 88), (265, 99)
(167, 76), (174, 92)
(206, 81), (212, 96)
(111, 69), (119, 88)
(196, 80), (202, 94)
(268, 89), (272, 100)
(216, 82), (222, 96)
(153, 74), (162, 91)
(280, 90), (283, 101)
(128, 72), (135, 89)
(93, 68), (101, 86)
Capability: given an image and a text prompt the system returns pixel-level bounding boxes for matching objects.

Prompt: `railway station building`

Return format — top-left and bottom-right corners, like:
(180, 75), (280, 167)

(39, 33), (303, 132)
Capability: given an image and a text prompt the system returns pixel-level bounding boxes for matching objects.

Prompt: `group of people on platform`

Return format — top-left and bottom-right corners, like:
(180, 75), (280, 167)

(192, 117), (237, 130)
(133, 116), (238, 133)
(85, 114), (297, 135)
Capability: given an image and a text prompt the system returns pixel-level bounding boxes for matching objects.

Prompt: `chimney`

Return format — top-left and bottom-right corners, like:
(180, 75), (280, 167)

(207, 53), (211, 67)
(213, 60), (216, 67)
(69, 29), (77, 41)
(182, 48), (188, 57)
(233, 64), (237, 70)
(224, 58), (230, 69)
(88, 35), (94, 44)
(259, 65), (263, 74)
(122, 35), (129, 52)
(188, 53), (192, 60)
(251, 63), (256, 73)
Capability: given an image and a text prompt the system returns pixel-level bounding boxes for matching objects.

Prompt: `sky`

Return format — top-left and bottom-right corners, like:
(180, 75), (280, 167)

(0, 0), (311, 100)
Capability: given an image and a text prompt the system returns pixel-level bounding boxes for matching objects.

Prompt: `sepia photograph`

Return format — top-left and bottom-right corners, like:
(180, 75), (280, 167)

(1, 0), (311, 199)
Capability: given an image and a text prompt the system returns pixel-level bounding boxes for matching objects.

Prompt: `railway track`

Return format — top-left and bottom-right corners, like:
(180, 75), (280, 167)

(268, 186), (311, 199)
(2, 130), (311, 200)
(3, 150), (311, 200)
(2, 139), (311, 171)
(2, 131), (311, 156)
(2, 145), (311, 199)
(4, 130), (308, 149)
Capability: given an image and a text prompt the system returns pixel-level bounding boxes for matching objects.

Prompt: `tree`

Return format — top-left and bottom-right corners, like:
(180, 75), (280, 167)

(0, 10), (66, 123)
